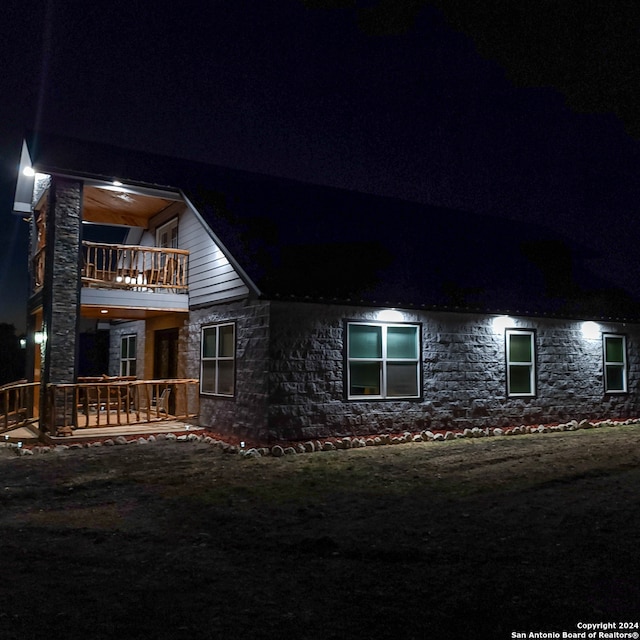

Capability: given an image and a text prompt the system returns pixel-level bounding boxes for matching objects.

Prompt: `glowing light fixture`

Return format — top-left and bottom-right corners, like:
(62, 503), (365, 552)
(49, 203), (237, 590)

(112, 180), (123, 186)
(100, 309), (109, 314)
(492, 315), (511, 332)
(581, 321), (600, 340)
(34, 331), (46, 344)
(377, 309), (404, 322)
(22, 166), (36, 177)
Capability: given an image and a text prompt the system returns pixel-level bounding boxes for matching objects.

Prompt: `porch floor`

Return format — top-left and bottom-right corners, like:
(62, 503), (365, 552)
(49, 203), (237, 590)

(2, 420), (204, 446)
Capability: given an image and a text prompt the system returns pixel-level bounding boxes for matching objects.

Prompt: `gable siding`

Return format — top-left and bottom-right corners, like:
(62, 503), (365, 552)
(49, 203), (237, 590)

(181, 208), (250, 305)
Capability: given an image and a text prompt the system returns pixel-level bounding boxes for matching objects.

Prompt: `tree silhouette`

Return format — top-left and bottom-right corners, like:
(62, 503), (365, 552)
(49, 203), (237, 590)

(0, 323), (25, 385)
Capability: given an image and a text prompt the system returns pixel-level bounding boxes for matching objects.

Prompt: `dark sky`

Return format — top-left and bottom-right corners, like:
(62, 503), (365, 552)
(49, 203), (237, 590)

(2, 1), (640, 331)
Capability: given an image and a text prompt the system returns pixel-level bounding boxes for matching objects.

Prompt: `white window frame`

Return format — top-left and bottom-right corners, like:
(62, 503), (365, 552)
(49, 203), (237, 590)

(120, 334), (137, 377)
(506, 329), (536, 397)
(200, 322), (236, 397)
(603, 333), (627, 393)
(156, 217), (179, 249)
(346, 321), (421, 400)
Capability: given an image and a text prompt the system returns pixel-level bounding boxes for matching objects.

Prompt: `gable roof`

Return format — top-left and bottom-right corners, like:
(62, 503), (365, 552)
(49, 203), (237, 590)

(21, 131), (640, 321)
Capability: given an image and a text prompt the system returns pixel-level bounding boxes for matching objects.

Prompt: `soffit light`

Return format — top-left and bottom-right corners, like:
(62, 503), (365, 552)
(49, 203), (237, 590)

(23, 166), (49, 180)
(581, 321), (600, 340)
(377, 309), (404, 322)
(492, 315), (511, 332)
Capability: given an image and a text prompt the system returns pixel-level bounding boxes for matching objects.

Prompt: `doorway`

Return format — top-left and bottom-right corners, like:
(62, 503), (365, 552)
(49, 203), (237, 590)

(154, 328), (179, 414)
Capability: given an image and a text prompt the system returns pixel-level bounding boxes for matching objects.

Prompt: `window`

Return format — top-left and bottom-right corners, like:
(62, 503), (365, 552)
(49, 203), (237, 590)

(156, 218), (178, 248)
(201, 323), (235, 396)
(120, 335), (137, 377)
(603, 334), (627, 393)
(506, 329), (535, 396)
(347, 322), (420, 399)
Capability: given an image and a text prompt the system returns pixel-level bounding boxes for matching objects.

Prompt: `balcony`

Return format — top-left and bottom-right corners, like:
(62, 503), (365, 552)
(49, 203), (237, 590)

(32, 242), (189, 293)
(82, 242), (189, 292)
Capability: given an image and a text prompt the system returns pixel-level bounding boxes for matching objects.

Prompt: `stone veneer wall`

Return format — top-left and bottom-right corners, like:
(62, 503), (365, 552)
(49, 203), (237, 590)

(41, 178), (82, 386)
(108, 321), (146, 377)
(186, 299), (271, 440)
(265, 301), (640, 440)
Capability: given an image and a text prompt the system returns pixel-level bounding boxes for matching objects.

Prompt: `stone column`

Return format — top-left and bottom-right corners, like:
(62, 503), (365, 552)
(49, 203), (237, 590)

(40, 178), (83, 430)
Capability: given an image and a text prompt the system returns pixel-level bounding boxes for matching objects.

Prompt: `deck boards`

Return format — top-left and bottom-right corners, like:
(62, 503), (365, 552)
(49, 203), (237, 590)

(2, 421), (204, 445)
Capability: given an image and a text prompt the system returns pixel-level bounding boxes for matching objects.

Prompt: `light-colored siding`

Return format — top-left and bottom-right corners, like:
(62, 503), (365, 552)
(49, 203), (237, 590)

(81, 287), (189, 312)
(179, 207), (250, 306)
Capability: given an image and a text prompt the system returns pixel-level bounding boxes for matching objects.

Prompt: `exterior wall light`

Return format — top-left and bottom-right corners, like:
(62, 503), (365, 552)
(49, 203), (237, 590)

(34, 331), (46, 344)
(21, 167), (48, 180)
(492, 315), (511, 332)
(376, 309), (404, 322)
(581, 321), (600, 340)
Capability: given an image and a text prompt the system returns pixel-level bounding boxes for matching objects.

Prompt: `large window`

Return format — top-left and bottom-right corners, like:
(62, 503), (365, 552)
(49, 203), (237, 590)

(506, 329), (535, 397)
(347, 322), (420, 399)
(603, 334), (627, 393)
(120, 335), (137, 377)
(201, 323), (235, 396)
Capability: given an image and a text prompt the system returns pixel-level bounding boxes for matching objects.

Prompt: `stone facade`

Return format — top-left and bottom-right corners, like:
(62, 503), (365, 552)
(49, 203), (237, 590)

(37, 178), (83, 426)
(185, 298), (271, 440)
(108, 321), (146, 377)
(180, 298), (640, 442)
(41, 178), (82, 386)
(97, 295), (640, 440)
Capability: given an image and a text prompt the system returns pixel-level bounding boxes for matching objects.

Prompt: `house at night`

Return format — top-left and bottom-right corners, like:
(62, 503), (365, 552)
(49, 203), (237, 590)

(9, 132), (640, 442)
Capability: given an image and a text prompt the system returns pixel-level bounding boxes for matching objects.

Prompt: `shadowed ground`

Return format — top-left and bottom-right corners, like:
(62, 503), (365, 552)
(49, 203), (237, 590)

(1, 425), (639, 639)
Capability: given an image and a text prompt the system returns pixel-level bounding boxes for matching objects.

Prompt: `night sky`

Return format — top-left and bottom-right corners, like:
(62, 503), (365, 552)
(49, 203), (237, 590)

(2, 1), (640, 332)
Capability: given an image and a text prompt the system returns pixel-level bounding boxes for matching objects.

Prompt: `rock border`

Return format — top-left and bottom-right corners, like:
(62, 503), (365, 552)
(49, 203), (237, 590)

(2, 418), (638, 458)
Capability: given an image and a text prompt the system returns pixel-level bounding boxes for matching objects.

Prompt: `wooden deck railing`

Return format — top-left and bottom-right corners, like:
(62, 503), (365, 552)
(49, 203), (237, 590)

(0, 380), (39, 434)
(44, 379), (200, 435)
(82, 242), (189, 292)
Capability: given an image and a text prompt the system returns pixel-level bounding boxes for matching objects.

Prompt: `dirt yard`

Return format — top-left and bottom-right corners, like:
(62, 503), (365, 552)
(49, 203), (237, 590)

(1, 425), (639, 640)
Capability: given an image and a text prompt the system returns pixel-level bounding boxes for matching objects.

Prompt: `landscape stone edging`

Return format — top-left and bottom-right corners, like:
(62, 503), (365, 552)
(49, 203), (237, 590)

(2, 417), (637, 458)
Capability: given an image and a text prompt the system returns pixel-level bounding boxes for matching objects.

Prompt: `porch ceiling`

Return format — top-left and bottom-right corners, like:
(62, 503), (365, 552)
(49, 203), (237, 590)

(82, 186), (176, 228)
(81, 306), (188, 320)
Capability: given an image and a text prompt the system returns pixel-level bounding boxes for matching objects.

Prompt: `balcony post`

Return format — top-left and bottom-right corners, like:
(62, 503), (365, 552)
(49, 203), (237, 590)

(40, 178), (83, 430)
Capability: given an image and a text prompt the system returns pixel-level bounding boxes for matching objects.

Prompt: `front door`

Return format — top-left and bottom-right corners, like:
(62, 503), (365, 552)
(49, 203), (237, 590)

(154, 328), (178, 414)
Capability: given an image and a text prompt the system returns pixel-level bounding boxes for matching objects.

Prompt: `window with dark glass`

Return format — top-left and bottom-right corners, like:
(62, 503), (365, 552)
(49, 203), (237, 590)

(603, 334), (627, 393)
(120, 335), (137, 377)
(506, 329), (535, 396)
(201, 323), (235, 396)
(347, 322), (420, 399)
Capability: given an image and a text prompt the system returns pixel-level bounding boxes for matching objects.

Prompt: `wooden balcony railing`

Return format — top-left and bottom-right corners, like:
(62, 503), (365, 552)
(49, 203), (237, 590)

(82, 242), (189, 292)
(0, 380), (39, 434)
(32, 243), (189, 293)
(32, 247), (45, 290)
(44, 378), (200, 435)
